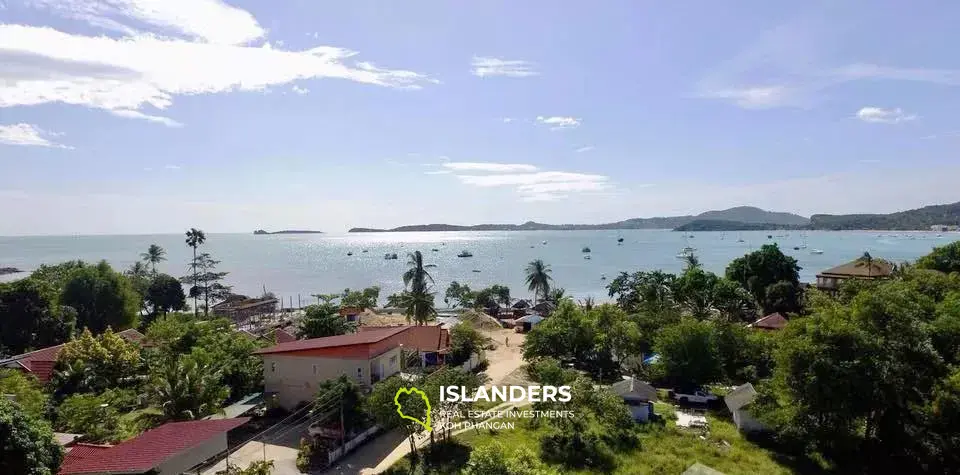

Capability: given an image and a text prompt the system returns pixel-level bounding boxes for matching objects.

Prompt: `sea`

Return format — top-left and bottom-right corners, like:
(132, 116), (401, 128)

(1, 230), (957, 306)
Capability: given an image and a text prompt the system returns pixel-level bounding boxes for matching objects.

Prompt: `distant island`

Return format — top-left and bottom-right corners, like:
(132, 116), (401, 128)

(349, 206), (810, 232)
(349, 202), (960, 232)
(674, 220), (799, 232)
(253, 229), (324, 235)
(0, 267), (23, 276)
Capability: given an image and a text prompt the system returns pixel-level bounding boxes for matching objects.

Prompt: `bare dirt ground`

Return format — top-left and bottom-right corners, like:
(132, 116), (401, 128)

(478, 326), (527, 385)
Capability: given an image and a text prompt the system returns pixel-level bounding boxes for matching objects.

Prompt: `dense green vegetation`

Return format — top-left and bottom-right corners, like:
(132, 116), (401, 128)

(0, 230), (271, 472)
(383, 240), (960, 474)
(674, 219), (797, 232)
(810, 201), (960, 230)
(0, 399), (63, 475)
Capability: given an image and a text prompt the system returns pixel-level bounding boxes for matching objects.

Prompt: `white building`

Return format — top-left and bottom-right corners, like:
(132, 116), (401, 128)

(610, 377), (658, 422)
(724, 383), (766, 433)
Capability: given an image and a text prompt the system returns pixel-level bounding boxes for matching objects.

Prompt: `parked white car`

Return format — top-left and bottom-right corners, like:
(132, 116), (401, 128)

(671, 389), (719, 405)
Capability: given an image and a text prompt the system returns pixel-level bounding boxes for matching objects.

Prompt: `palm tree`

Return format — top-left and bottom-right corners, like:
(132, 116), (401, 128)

(184, 228), (206, 317)
(151, 353), (228, 421)
(547, 287), (568, 304)
(403, 251), (434, 290)
(524, 259), (553, 304)
(401, 284), (437, 325)
(140, 244), (166, 274)
(126, 261), (149, 280)
(579, 296), (595, 311)
(855, 251), (875, 277)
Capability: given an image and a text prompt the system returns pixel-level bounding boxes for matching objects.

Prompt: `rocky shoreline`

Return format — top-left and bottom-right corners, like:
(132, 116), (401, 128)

(0, 267), (23, 276)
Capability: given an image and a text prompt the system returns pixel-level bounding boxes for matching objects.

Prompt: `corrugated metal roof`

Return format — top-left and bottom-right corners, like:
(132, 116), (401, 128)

(253, 326), (409, 355)
(59, 418), (249, 474)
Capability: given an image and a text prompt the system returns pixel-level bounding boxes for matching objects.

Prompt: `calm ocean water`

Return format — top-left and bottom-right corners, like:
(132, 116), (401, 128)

(1, 231), (957, 305)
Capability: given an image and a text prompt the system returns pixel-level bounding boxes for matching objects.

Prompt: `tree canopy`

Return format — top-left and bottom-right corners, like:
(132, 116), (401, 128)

(61, 260), (140, 333)
(725, 244), (802, 315)
(0, 278), (74, 357)
(297, 303), (356, 339)
(918, 240), (960, 275)
(0, 399), (63, 475)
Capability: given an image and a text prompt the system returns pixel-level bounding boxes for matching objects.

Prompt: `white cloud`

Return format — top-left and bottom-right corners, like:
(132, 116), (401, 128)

(536, 116), (580, 130)
(575, 146), (594, 153)
(0, 123), (71, 148)
(501, 117), (514, 123)
(0, 21), (436, 125)
(455, 170), (611, 201)
(25, 0), (266, 45)
(700, 86), (796, 109)
(110, 109), (183, 127)
(856, 107), (917, 124)
(164, 164), (181, 170)
(424, 170), (452, 175)
(441, 162), (539, 173)
(471, 56), (538, 78)
(291, 85), (309, 95)
(696, 11), (960, 109)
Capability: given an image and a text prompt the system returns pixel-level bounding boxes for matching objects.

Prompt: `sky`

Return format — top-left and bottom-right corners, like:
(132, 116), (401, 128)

(1, 0), (959, 235)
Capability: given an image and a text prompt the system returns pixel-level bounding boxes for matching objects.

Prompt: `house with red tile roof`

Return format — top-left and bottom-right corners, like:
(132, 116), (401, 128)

(0, 329), (145, 383)
(59, 418), (249, 475)
(254, 325), (449, 409)
(748, 313), (788, 331)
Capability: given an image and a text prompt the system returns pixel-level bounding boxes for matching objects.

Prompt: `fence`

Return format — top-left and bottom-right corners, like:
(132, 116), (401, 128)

(457, 353), (482, 372)
(327, 425), (381, 465)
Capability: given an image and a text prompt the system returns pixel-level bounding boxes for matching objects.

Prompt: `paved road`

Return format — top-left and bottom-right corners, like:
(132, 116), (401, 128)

(200, 419), (308, 475)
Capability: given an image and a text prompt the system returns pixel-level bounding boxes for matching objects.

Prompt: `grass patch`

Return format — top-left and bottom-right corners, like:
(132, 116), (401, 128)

(454, 409), (827, 475)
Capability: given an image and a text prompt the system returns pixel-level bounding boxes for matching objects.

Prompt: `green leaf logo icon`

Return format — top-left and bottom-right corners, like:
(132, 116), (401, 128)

(394, 387), (432, 431)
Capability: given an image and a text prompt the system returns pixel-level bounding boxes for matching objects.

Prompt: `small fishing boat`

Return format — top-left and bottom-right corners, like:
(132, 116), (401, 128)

(582, 246), (591, 253)
(472, 269), (481, 273)
(810, 249), (824, 255)
(542, 240), (548, 245)
(600, 274), (607, 280)
(384, 253), (398, 260)
(431, 248), (439, 252)
(617, 237), (624, 243)
(424, 264), (437, 268)
(362, 249), (368, 253)
(793, 247), (799, 250)
(584, 255), (591, 260)
(767, 235), (773, 239)
(457, 250), (473, 258)
(347, 252), (353, 256)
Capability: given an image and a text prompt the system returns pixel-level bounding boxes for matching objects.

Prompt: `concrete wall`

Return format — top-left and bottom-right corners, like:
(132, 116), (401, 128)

(733, 409), (765, 432)
(622, 397), (651, 422)
(156, 432), (227, 475)
(264, 347), (402, 409)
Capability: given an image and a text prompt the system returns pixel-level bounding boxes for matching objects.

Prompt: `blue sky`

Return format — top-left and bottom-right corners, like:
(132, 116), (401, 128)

(1, 0), (959, 235)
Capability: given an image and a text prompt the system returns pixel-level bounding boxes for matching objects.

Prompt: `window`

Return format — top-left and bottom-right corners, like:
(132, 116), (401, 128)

(270, 362), (276, 373)
(389, 355), (398, 367)
(313, 365), (317, 374)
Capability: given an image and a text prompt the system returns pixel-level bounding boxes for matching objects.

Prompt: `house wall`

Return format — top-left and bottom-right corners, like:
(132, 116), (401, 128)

(733, 409), (765, 432)
(155, 432), (227, 475)
(622, 397), (651, 422)
(264, 347), (402, 409)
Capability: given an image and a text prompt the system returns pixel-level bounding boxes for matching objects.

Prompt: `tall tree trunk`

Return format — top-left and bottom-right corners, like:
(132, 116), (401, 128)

(192, 247), (198, 317)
